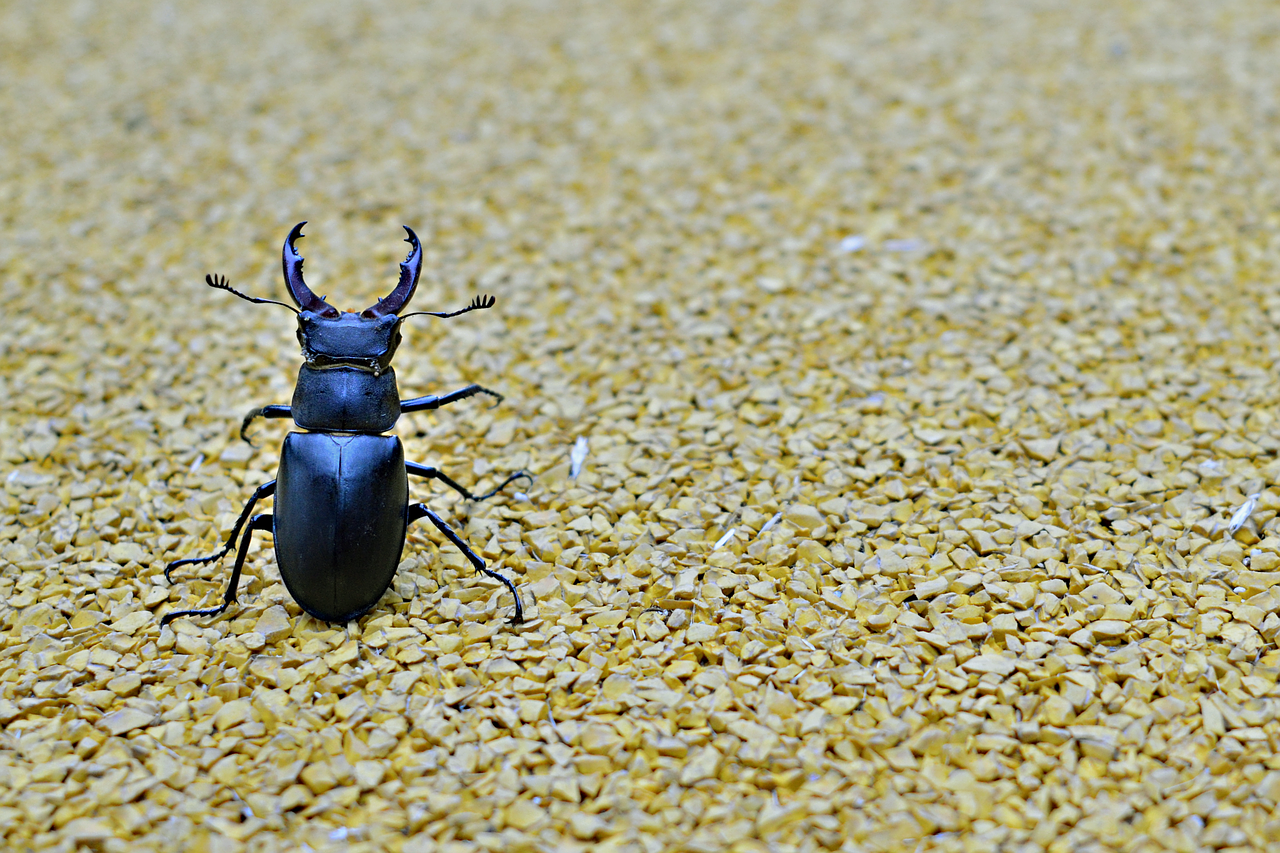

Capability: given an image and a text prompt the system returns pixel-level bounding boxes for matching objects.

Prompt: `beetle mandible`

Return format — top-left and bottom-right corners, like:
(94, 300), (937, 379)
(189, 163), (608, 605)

(159, 223), (528, 626)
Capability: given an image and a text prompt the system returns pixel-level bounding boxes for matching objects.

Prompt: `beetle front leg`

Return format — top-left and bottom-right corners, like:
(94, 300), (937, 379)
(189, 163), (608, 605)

(408, 504), (523, 624)
(401, 384), (503, 414)
(161, 513), (272, 626)
(406, 462), (531, 502)
(165, 480), (276, 582)
(240, 405), (292, 444)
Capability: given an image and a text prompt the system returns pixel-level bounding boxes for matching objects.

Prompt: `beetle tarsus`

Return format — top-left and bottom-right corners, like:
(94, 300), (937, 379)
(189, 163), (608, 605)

(161, 513), (272, 626)
(164, 553), (220, 583)
(240, 408), (264, 445)
(163, 480), (276, 583)
(160, 601), (232, 626)
(476, 470), (533, 501)
(411, 504), (523, 623)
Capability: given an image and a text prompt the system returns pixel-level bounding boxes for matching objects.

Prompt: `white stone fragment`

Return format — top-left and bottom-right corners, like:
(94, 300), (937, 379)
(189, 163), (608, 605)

(1229, 493), (1262, 535)
(757, 512), (783, 538)
(837, 234), (866, 253)
(570, 436), (589, 479)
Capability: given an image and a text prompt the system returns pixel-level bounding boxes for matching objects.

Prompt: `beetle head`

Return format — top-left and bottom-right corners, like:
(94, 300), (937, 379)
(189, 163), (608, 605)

(284, 223), (425, 372)
(296, 311), (403, 373)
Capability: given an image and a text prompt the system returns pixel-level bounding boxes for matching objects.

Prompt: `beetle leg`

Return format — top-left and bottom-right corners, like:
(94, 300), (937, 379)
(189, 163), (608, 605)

(161, 514), (272, 626)
(408, 504), (523, 624)
(401, 384), (503, 414)
(164, 480), (276, 582)
(240, 405), (292, 445)
(406, 462), (531, 502)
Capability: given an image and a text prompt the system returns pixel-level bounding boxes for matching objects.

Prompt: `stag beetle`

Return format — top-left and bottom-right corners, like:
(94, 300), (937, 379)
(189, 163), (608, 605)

(159, 223), (528, 626)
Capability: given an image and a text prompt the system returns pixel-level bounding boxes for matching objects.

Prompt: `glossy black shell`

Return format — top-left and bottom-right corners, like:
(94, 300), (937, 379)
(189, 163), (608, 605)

(291, 365), (401, 433)
(274, 432), (408, 621)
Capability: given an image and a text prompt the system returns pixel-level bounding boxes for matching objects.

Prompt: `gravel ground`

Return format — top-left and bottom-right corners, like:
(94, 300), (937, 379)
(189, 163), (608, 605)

(5, 1), (1280, 851)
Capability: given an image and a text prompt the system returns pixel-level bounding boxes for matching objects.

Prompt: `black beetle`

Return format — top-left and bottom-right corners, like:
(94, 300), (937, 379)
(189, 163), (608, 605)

(159, 223), (528, 626)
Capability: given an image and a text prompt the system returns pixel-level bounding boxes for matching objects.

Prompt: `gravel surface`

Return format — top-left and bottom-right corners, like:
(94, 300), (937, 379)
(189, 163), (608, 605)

(5, 1), (1280, 850)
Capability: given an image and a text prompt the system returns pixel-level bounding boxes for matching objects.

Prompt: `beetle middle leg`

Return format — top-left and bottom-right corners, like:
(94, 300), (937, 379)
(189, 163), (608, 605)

(408, 504), (523, 624)
(407, 462), (531, 502)
(161, 514), (272, 626)
(165, 480), (276, 582)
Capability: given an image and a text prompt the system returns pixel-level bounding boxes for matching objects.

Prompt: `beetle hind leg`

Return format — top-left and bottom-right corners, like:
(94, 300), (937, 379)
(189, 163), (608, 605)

(406, 462), (532, 502)
(408, 504), (523, 624)
(161, 514), (272, 626)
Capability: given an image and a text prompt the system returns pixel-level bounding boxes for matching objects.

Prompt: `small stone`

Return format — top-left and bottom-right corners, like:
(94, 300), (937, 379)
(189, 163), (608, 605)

(679, 746), (722, 785)
(504, 799), (545, 830)
(914, 577), (949, 599)
(219, 443), (254, 467)
(485, 418), (516, 446)
(1090, 620), (1129, 639)
(882, 746), (918, 770)
(961, 655), (1016, 676)
(112, 611), (150, 635)
(686, 623), (717, 642)
(580, 723), (623, 754)
(354, 760), (385, 790)
(570, 813), (607, 840)
(783, 504), (824, 530)
(106, 673), (142, 696)
(300, 763), (338, 795)
(253, 605), (292, 643)
(213, 699), (252, 731)
(63, 818), (113, 841)
(99, 707), (156, 736)
(108, 541), (146, 564)
(1238, 571), (1280, 596)
(1081, 583), (1123, 605)
(1022, 438), (1061, 462)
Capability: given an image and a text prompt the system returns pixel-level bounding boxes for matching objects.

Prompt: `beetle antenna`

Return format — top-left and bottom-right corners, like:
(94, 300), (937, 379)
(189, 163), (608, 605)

(401, 294), (496, 321)
(206, 274), (299, 314)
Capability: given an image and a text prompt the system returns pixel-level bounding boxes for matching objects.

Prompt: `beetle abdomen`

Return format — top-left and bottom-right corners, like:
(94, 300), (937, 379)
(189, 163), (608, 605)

(292, 365), (401, 432)
(275, 432), (408, 622)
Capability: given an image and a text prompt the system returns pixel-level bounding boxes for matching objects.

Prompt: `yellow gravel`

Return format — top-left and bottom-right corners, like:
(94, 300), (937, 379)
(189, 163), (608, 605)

(5, 1), (1280, 851)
